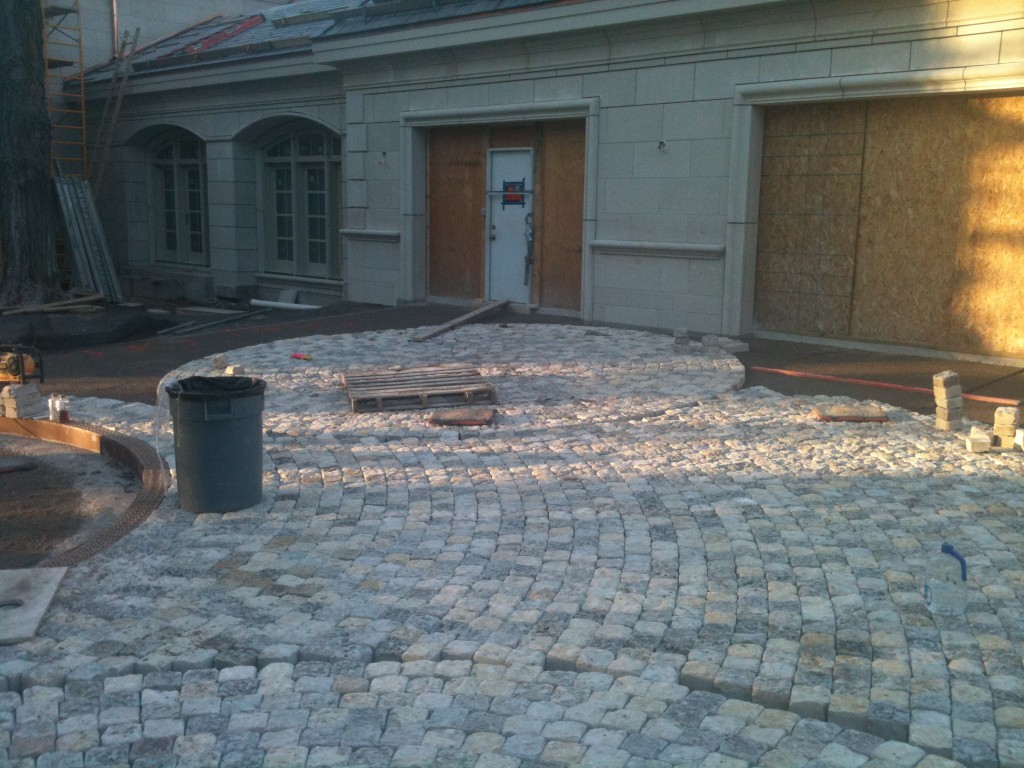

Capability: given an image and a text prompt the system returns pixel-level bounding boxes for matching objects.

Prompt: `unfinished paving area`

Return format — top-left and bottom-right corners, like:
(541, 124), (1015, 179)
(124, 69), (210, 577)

(2, 323), (1023, 767)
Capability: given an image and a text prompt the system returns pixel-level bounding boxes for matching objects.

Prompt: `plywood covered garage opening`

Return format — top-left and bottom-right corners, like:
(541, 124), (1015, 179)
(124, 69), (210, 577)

(755, 95), (1024, 358)
(426, 121), (585, 312)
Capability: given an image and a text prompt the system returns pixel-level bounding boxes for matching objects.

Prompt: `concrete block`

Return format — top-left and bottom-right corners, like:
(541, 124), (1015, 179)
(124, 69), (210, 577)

(2, 399), (48, 419)
(967, 426), (991, 453)
(991, 434), (1016, 451)
(934, 392), (963, 408)
(935, 405), (962, 421)
(1, 383), (41, 404)
(993, 425), (1017, 439)
(932, 371), (960, 390)
(1016, 428), (1024, 450)
(225, 365), (246, 376)
(935, 416), (962, 432)
(993, 406), (1020, 426)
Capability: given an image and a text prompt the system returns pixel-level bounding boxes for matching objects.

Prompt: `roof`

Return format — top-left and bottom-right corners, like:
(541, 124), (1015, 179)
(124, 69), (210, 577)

(85, 0), (567, 81)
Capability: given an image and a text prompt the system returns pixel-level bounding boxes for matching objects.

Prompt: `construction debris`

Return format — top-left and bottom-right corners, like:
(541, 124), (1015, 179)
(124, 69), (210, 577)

(962, 409), (1023, 454)
(811, 404), (889, 423)
(411, 300), (510, 342)
(54, 173), (124, 302)
(427, 407), (497, 426)
(225, 365), (246, 376)
(343, 364), (497, 412)
(1, 383), (47, 419)
(966, 426), (992, 453)
(2, 293), (104, 316)
(933, 370), (963, 431)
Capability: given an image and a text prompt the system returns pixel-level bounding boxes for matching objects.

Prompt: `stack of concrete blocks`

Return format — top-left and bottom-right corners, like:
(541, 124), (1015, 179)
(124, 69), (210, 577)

(932, 371), (963, 431)
(992, 406), (1020, 450)
(965, 407), (1023, 453)
(1, 383), (47, 419)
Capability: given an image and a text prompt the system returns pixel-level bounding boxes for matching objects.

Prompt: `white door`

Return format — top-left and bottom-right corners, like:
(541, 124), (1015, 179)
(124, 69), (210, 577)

(486, 149), (534, 304)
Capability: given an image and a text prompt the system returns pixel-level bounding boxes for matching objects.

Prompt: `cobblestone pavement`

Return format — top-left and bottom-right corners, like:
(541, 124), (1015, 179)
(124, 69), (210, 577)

(2, 324), (1023, 768)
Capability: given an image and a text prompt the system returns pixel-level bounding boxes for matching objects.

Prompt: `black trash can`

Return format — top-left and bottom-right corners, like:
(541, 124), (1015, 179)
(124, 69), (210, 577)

(165, 376), (266, 513)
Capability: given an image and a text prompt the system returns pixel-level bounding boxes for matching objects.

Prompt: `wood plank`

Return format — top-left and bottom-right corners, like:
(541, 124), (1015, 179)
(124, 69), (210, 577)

(348, 382), (494, 397)
(428, 407), (497, 426)
(351, 389), (496, 413)
(411, 300), (510, 342)
(343, 363), (497, 413)
(428, 126), (487, 299)
(538, 120), (585, 311)
(811, 404), (889, 423)
(2, 293), (104, 316)
(345, 370), (485, 387)
(343, 365), (483, 387)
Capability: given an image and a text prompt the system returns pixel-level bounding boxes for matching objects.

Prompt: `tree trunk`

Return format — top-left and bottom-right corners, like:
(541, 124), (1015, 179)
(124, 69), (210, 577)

(0, 1), (59, 307)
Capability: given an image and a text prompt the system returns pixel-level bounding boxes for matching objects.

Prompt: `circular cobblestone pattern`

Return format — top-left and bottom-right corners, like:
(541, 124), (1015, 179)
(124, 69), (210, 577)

(2, 324), (1022, 767)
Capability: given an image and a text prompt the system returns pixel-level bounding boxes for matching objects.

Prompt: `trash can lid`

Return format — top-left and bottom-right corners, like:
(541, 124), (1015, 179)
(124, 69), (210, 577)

(165, 375), (266, 400)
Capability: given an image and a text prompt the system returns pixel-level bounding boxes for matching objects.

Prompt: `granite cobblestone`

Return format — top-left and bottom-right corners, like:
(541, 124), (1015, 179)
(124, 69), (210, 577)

(3, 324), (1021, 766)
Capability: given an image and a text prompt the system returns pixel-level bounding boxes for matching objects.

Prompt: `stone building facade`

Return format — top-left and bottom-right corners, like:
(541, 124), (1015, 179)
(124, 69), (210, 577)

(88, 0), (1024, 357)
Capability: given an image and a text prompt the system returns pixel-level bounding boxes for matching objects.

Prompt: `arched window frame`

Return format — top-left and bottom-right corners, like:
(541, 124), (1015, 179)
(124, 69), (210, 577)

(261, 129), (342, 279)
(152, 136), (208, 266)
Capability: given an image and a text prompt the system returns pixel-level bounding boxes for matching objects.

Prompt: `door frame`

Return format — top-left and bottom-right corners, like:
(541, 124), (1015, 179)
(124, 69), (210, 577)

(400, 99), (598, 314)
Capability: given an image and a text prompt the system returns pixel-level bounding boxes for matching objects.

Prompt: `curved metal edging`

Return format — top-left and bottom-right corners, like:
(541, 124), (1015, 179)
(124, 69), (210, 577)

(0, 417), (166, 567)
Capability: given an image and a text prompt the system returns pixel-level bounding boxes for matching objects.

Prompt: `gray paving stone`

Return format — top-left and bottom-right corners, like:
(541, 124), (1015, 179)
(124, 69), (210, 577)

(8, 326), (1012, 767)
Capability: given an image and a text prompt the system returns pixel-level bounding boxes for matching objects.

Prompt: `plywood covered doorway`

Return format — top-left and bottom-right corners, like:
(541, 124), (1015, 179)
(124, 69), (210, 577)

(755, 95), (1024, 358)
(427, 121), (584, 311)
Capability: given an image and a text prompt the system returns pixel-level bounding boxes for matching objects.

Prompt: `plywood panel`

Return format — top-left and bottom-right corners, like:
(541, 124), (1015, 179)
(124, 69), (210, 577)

(428, 126), (486, 299)
(754, 102), (866, 337)
(851, 95), (1024, 356)
(489, 124), (538, 149)
(538, 120), (585, 311)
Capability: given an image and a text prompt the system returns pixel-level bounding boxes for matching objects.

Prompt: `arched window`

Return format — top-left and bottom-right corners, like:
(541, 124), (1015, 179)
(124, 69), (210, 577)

(262, 130), (342, 278)
(152, 136), (207, 265)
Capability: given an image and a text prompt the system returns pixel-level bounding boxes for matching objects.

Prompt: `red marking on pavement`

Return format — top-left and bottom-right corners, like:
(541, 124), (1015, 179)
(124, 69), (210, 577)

(749, 366), (1021, 405)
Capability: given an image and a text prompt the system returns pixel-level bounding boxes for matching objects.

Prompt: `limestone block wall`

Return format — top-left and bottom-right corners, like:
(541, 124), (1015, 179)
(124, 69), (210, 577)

(92, 74), (343, 301)
(337, 0), (1024, 335)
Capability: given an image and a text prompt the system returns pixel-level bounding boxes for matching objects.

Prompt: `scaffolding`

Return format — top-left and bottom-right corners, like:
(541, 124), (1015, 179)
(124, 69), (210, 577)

(41, 0), (87, 177)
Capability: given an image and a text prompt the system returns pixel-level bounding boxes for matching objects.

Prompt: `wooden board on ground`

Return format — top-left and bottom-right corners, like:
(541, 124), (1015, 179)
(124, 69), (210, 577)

(343, 364), (497, 412)
(811, 404), (889, 422)
(427, 407), (497, 426)
(411, 300), (510, 342)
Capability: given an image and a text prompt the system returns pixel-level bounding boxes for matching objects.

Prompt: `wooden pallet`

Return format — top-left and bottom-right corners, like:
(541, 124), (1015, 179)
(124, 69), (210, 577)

(343, 364), (497, 413)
